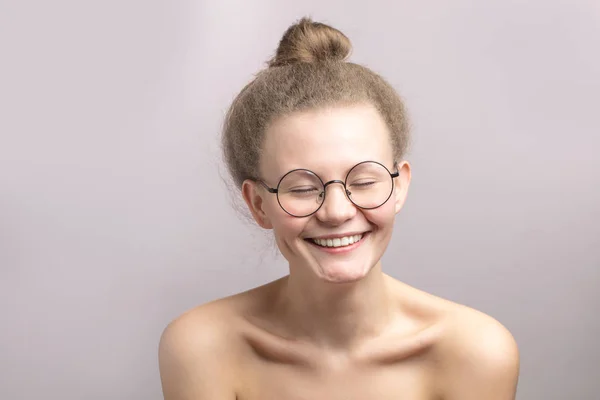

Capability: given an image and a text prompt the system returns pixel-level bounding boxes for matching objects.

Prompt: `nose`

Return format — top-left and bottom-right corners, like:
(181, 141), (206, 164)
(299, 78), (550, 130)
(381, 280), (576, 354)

(315, 181), (356, 224)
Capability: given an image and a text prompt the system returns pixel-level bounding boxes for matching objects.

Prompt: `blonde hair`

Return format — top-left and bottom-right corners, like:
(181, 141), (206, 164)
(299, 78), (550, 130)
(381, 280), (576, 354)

(221, 17), (411, 188)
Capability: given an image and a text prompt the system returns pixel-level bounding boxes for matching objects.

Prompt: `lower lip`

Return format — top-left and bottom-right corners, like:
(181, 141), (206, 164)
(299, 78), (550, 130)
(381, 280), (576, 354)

(306, 232), (369, 254)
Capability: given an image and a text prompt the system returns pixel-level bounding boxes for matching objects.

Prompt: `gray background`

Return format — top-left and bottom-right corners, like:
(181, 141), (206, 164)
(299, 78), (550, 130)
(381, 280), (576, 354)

(1, 0), (598, 399)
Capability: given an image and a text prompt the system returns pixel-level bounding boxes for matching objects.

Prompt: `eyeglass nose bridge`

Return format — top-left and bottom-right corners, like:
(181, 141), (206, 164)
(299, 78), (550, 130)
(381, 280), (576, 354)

(320, 179), (352, 201)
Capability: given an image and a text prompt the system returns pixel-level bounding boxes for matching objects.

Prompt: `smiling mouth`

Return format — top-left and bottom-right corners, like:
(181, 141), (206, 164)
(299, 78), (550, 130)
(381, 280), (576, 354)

(306, 233), (367, 248)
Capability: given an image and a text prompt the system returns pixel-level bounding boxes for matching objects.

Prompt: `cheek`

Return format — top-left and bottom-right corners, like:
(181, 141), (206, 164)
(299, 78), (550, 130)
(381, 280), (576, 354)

(263, 197), (287, 224)
(262, 196), (310, 236)
(361, 202), (397, 227)
(268, 210), (307, 239)
(270, 217), (309, 259)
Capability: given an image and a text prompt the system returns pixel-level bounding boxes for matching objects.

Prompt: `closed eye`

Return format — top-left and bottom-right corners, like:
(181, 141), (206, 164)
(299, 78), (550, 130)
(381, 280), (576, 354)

(290, 189), (316, 193)
(289, 187), (319, 194)
(350, 181), (376, 188)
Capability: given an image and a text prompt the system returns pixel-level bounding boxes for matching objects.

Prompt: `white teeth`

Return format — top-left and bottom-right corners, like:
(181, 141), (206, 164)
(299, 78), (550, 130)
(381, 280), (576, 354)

(312, 234), (363, 248)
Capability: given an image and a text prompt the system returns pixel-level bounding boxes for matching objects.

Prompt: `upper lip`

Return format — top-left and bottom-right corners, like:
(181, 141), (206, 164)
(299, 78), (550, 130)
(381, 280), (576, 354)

(307, 231), (369, 240)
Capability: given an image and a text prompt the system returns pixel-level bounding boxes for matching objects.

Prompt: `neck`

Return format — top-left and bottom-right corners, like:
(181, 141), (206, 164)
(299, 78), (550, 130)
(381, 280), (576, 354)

(273, 262), (394, 352)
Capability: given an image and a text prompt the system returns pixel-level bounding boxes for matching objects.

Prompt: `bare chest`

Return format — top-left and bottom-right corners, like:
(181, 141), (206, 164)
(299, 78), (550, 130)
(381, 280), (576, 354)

(237, 356), (439, 400)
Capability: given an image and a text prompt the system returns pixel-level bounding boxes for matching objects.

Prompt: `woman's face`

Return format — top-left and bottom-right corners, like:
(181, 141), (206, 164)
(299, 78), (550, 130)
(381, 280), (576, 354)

(242, 103), (411, 283)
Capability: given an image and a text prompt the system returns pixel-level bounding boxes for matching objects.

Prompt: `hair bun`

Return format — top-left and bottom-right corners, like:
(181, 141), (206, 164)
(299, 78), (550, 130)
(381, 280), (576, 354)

(268, 17), (352, 67)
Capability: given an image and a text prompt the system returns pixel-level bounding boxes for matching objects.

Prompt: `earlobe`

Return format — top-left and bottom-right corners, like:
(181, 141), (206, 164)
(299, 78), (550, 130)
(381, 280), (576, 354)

(241, 180), (273, 229)
(394, 161), (411, 214)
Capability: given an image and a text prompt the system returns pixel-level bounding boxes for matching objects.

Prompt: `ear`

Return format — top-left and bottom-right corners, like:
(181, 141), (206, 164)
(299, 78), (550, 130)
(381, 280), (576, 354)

(241, 179), (273, 229)
(393, 160), (411, 214)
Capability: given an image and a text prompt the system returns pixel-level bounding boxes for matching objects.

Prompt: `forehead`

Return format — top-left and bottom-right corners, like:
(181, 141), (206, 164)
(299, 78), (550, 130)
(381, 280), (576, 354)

(261, 104), (393, 179)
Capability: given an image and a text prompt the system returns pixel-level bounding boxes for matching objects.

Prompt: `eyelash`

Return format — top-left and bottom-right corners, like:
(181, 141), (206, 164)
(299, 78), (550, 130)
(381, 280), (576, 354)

(351, 181), (376, 187)
(290, 188), (319, 193)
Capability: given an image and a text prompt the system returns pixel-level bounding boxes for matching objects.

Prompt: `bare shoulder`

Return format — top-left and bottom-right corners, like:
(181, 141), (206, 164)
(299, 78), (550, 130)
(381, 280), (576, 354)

(158, 299), (242, 399)
(435, 302), (521, 399)
(157, 280), (278, 399)
(386, 277), (519, 399)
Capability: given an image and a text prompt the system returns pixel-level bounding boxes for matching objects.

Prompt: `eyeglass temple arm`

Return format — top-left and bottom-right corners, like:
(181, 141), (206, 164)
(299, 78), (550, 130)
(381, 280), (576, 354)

(256, 180), (278, 193)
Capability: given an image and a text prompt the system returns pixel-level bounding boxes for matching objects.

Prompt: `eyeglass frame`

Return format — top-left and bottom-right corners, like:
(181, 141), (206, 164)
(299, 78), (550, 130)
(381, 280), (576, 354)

(253, 160), (400, 218)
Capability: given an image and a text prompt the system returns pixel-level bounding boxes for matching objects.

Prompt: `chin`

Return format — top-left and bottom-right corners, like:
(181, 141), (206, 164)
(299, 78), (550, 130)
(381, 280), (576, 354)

(311, 258), (376, 284)
(319, 270), (368, 284)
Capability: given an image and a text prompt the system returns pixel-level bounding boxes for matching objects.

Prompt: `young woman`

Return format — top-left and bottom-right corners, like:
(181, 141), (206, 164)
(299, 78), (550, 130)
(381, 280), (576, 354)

(159, 17), (520, 400)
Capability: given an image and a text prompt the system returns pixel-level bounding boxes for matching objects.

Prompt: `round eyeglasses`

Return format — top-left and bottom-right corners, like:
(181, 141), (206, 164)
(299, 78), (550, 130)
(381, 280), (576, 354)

(255, 161), (399, 218)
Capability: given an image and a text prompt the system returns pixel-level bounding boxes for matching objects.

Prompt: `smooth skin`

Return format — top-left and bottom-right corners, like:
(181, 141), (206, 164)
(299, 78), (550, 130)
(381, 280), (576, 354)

(158, 104), (520, 399)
